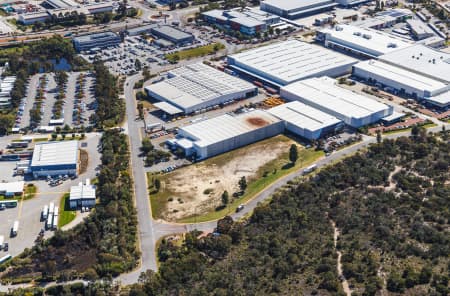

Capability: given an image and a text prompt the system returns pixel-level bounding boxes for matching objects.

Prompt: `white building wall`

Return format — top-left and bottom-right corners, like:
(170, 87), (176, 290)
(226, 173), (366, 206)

(190, 121), (284, 159)
(353, 65), (428, 98)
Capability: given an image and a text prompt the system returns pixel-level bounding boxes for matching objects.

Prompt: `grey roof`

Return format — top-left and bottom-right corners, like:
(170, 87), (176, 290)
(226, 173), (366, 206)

(181, 110), (281, 147)
(268, 101), (341, 132)
(73, 32), (119, 43)
(31, 141), (78, 167)
(228, 40), (356, 86)
(261, 0), (333, 11)
(379, 44), (450, 83)
(151, 25), (193, 40)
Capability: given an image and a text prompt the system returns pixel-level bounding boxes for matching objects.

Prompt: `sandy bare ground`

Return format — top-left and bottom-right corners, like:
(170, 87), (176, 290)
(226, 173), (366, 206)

(160, 137), (296, 221)
(331, 220), (352, 296)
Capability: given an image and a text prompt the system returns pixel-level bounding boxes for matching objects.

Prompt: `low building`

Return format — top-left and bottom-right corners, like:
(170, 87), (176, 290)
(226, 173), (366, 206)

(84, 2), (113, 14)
(145, 63), (257, 114)
(281, 77), (393, 128)
(267, 101), (343, 140)
(18, 11), (50, 25)
(127, 24), (156, 36)
(176, 110), (284, 159)
(0, 76), (16, 109)
(353, 60), (449, 100)
(260, 0), (337, 19)
(150, 25), (194, 45)
(202, 7), (280, 36)
(407, 19), (434, 40)
(227, 40), (357, 87)
(353, 45), (450, 107)
(0, 181), (24, 197)
(317, 24), (413, 58)
(30, 141), (79, 178)
(69, 179), (96, 209)
(73, 32), (121, 52)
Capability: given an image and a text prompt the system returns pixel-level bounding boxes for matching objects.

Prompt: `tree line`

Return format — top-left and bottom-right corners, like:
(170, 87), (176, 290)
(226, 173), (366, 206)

(1, 130), (139, 283)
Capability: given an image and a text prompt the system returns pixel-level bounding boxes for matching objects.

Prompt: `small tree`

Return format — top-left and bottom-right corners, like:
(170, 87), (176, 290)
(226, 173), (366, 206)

(238, 176), (247, 192)
(154, 179), (161, 192)
(137, 102), (144, 119)
(221, 191), (229, 205)
(376, 130), (382, 144)
(289, 144), (298, 163)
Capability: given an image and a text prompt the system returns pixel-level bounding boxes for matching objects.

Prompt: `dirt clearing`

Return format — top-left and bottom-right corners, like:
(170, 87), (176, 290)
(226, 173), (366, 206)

(150, 135), (298, 221)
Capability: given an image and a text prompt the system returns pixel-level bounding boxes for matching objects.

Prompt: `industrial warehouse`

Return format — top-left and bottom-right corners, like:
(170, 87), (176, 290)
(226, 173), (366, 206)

(280, 77), (393, 128)
(227, 40), (357, 87)
(260, 0), (337, 19)
(69, 179), (96, 209)
(145, 63), (257, 114)
(353, 45), (450, 107)
(268, 101), (343, 140)
(317, 24), (413, 58)
(30, 141), (79, 178)
(172, 110), (284, 159)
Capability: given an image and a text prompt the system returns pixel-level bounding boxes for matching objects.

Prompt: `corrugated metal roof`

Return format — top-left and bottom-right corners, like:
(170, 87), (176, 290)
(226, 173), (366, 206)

(181, 110), (281, 147)
(379, 44), (450, 83)
(228, 40), (356, 85)
(320, 24), (412, 56)
(282, 77), (391, 119)
(31, 141), (79, 167)
(70, 181), (95, 201)
(146, 63), (255, 110)
(0, 181), (24, 194)
(355, 60), (447, 92)
(268, 101), (341, 131)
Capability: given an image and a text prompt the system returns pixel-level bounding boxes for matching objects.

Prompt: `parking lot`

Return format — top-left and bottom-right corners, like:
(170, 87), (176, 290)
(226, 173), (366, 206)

(0, 133), (101, 257)
(16, 71), (96, 131)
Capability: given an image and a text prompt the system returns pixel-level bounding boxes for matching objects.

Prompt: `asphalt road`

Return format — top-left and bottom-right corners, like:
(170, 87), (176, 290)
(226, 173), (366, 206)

(120, 73), (158, 284)
(119, 64), (450, 285)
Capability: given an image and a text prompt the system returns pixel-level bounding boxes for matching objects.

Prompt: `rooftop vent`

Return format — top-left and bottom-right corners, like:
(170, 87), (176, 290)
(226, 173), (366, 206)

(362, 34), (372, 39)
(353, 31), (361, 36)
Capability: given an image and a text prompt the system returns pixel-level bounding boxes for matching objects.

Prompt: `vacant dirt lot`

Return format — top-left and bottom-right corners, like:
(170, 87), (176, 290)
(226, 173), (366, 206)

(152, 135), (297, 221)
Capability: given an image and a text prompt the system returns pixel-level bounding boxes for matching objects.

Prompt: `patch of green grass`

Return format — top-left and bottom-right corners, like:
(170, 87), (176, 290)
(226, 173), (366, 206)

(23, 184), (37, 200)
(33, 137), (49, 142)
(165, 43), (224, 62)
(382, 123), (438, 135)
(58, 193), (76, 228)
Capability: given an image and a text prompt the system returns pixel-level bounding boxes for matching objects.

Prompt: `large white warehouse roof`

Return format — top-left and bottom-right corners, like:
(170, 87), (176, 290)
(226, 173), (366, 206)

(268, 101), (341, 132)
(354, 60), (447, 94)
(281, 77), (392, 127)
(227, 40), (356, 86)
(145, 63), (255, 113)
(320, 24), (413, 57)
(31, 141), (79, 167)
(379, 44), (450, 83)
(181, 110), (281, 148)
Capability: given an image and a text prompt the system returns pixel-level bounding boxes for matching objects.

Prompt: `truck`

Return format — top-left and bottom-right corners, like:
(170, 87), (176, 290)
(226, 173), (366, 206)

(11, 221), (19, 237)
(49, 202), (55, 215)
(42, 205), (48, 221)
(53, 206), (59, 217)
(52, 215), (58, 230)
(303, 164), (317, 175)
(0, 254), (11, 264)
(46, 213), (53, 230)
(0, 235), (4, 250)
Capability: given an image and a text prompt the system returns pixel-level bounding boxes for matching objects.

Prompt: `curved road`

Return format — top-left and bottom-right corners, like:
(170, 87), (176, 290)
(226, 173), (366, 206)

(119, 73), (450, 285)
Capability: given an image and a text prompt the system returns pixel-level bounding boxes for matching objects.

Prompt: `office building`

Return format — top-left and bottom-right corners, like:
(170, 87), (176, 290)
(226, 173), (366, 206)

(73, 32), (121, 52)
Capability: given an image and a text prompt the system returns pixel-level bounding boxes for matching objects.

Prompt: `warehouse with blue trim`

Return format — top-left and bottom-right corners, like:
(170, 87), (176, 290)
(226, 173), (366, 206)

(30, 141), (79, 178)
